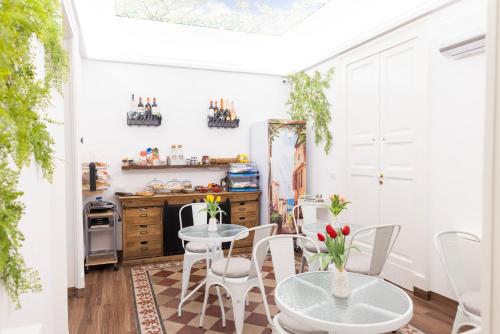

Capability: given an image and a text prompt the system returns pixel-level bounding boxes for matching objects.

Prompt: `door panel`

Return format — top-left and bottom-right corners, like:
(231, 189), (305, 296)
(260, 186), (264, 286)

(346, 54), (380, 228)
(379, 39), (422, 289)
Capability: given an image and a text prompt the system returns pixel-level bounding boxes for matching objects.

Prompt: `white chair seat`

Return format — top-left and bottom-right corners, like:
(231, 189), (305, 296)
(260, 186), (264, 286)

(303, 240), (328, 253)
(345, 254), (371, 275)
(185, 241), (208, 253)
(211, 257), (251, 278)
(277, 312), (327, 334)
(461, 291), (481, 316)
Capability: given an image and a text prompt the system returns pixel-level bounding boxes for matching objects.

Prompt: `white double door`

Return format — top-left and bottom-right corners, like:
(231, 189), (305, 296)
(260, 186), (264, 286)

(346, 38), (427, 290)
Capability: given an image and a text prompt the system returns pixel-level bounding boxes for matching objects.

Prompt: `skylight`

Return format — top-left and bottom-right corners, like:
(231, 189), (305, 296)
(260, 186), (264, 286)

(115, 0), (332, 36)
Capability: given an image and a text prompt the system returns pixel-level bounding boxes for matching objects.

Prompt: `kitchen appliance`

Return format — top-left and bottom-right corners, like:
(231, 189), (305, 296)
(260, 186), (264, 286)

(84, 199), (118, 271)
(250, 119), (307, 226)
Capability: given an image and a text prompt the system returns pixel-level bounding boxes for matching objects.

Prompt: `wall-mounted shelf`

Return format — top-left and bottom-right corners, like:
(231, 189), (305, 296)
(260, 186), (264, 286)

(208, 118), (240, 128)
(121, 164), (229, 170)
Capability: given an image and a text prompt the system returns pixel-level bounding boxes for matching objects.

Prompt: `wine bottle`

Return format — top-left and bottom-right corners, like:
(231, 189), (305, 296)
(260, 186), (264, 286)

(130, 94), (136, 112)
(152, 97), (159, 115)
(220, 98), (224, 121)
(138, 97), (144, 113)
(214, 101), (219, 120)
(230, 100), (236, 120)
(225, 98), (231, 121)
(208, 100), (214, 118)
(145, 97), (152, 112)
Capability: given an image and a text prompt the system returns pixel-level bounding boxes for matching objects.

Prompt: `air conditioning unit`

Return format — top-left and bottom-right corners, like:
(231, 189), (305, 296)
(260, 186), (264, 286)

(439, 32), (486, 59)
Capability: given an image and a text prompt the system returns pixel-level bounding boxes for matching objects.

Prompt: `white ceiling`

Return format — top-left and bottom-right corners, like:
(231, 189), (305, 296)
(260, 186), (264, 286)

(73, 0), (438, 75)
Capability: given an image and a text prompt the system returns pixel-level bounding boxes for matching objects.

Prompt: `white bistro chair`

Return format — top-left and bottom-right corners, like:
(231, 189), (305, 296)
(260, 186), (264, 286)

(434, 231), (481, 333)
(292, 203), (328, 272)
(178, 202), (223, 312)
(345, 224), (401, 277)
(253, 234), (324, 334)
(199, 224), (277, 334)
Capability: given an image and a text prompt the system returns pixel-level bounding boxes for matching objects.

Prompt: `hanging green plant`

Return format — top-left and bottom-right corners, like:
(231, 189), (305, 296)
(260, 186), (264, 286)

(0, 0), (67, 308)
(286, 68), (334, 154)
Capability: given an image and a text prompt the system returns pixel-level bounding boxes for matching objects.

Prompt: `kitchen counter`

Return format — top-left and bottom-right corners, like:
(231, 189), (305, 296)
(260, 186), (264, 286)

(117, 191), (261, 264)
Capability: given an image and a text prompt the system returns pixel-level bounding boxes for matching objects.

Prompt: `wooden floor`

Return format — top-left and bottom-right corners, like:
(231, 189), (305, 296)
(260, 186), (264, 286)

(68, 264), (457, 334)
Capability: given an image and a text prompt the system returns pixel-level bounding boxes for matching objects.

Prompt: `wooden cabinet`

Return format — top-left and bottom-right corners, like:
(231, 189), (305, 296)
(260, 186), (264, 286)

(122, 206), (163, 260)
(119, 191), (260, 264)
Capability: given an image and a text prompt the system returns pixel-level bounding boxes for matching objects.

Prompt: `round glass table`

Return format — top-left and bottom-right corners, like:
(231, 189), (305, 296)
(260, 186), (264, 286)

(177, 223), (248, 316)
(275, 271), (413, 334)
(178, 223), (248, 243)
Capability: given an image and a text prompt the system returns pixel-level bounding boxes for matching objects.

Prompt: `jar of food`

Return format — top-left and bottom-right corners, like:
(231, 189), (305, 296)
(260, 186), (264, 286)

(182, 179), (193, 191)
(166, 179), (183, 192)
(146, 178), (166, 193)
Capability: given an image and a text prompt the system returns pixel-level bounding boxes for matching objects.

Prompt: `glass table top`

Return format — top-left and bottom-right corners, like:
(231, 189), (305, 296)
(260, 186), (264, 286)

(302, 222), (363, 235)
(275, 271), (412, 331)
(178, 224), (248, 243)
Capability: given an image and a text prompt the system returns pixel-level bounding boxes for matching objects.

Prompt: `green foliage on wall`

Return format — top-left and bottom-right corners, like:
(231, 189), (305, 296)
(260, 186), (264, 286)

(286, 69), (334, 154)
(0, 0), (67, 308)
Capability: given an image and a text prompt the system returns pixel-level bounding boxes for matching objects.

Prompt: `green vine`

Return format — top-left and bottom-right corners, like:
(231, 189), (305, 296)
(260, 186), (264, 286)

(0, 0), (67, 308)
(286, 69), (334, 154)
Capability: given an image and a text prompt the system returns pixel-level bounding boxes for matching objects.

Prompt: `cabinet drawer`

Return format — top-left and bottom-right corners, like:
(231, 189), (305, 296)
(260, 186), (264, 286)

(232, 201), (258, 215)
(124, 207), (162, 225)
(125, 240), (162, 259)
(231, 214), (257, 228)
(126, 224), (162, 241)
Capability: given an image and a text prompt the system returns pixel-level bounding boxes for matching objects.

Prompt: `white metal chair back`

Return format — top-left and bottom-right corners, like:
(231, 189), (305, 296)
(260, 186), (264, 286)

(253, 234), (321, 283)
(253, 234), (321, 327)
(221, 224), (277, 280)
(434, 231), (481, 301)
(346, 224), (401, 276)
(292, 203), (317, 229)
(179, 202), (223, 248)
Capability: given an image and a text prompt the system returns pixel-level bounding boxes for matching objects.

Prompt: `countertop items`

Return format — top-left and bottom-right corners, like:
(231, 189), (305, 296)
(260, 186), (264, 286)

(122, 149), (249, 169)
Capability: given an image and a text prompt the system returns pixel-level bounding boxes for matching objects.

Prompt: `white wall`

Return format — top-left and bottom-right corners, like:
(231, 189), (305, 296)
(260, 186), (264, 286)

(80, 59), (288, 249)
(427, 0), (486, 298)
(306, 0), (486, 299)
(0, 42), (68, 334)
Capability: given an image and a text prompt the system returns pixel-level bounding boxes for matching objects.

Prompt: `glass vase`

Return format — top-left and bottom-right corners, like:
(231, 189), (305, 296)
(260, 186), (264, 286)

(208, 217), (218, 232)
(328, 264), (351, 298)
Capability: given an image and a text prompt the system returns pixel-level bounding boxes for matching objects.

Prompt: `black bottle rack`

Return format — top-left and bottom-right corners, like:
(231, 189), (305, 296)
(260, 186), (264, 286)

(208, 117), (240, 128)
(127, 112), (162, 126)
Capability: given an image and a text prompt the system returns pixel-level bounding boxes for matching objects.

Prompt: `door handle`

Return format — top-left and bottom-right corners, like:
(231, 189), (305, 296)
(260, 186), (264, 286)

(378, 173), (384, 185)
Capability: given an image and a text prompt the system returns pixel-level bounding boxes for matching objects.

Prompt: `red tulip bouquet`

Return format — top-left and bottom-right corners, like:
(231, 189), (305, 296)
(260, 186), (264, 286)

(313, 224), (357, 271)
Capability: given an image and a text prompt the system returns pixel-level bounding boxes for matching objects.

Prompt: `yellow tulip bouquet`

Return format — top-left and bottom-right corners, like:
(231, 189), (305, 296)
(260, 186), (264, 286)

(200, 194), (226, 219)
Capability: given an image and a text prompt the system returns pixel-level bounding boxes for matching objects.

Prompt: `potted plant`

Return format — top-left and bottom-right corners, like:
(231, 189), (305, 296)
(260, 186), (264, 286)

(270, 211), (283, 233)
(314, 224), (357, 298)
(329, 194), (350, 223)
(200, 194), (225, 231)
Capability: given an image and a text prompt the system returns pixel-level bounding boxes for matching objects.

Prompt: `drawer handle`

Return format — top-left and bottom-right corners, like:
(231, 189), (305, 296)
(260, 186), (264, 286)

(239, 217), (245, 220)
(140, 247), (149, 251)
(140, 214), (148, 217)
(140, 241), (148, 245)
(140, 224), (147, 228)
(239, 202), (245, 205)
(140, 231), (148, 234)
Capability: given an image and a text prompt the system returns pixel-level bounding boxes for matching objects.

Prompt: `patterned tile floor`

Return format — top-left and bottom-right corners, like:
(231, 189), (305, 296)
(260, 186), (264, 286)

(130, 257), (424, 334)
